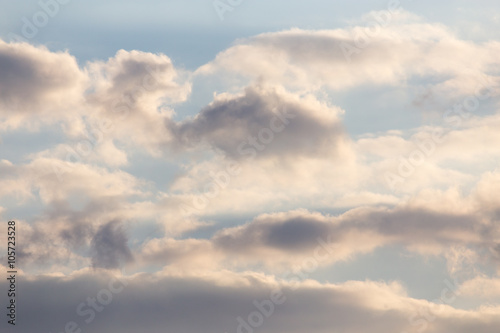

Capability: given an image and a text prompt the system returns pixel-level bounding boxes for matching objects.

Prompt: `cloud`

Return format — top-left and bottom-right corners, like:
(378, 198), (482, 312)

(0, 40), (88, 130)
(0, 157), (147, 203)
(88, 49), (189, 106)
(91, 220), (133, 269)
(459, 276), (500, 301)
(32, 139), (129, 168)
(0, 42), (193, 154)
(137, 195), (496, 272)
(213, 211), (332, 253)
(0, 157), (149, 272)
(210, 207), (486, 264)
(4, 269), (500, 333)
(168, 84), (347, 160)
(85, 49), (191, 154)
(198, 14), (500, 97)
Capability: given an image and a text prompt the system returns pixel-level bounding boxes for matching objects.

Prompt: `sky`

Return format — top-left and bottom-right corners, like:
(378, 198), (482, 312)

(1, 0), (500, 332)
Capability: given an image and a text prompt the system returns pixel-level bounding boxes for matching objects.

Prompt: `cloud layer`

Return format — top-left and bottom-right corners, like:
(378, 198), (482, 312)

(1, 9), (500, 333)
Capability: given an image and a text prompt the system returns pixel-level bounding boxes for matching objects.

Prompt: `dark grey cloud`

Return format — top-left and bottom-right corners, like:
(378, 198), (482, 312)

(217, 208), (474, 246)
(3, 270), (499, 333)
(214, 215), (332, 253)
(206, 206), (495, 264)
(91, 220), (133, 269)
(1, 198), (129, 270)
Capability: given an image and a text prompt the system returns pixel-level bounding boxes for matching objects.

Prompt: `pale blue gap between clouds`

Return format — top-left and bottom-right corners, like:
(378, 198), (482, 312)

(2, 0), (500, 67)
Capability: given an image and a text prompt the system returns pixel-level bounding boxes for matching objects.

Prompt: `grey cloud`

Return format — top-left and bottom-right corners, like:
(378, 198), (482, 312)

(213, 208), (484, 254)
(88, 49), (188, 111)
(84, 49), (191, 152)
(5, 197), (129, 269)
(153, 206), (494, 269)
(91, 220), (133, 269)
(108, 56), (173, 98)
(4, 271), (500, 333)
(168, 84), (347, 160)
(0, 40), (86, 112)
(214, 215), (332, 253)
(45, 201), (96, 248)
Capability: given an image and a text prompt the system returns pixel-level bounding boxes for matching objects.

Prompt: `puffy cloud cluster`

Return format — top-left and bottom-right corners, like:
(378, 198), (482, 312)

(85, 49), (191, 154)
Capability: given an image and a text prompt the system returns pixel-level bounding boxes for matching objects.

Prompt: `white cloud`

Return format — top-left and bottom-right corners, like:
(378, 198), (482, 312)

(198, 13), (500, 98)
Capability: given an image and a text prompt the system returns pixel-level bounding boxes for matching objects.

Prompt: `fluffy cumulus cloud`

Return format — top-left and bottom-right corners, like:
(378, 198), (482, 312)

(2, 8), (500, 333)
(169, 84), (347, 160)
(85, 49), (191, 154)
(0, 40), (88, 130)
